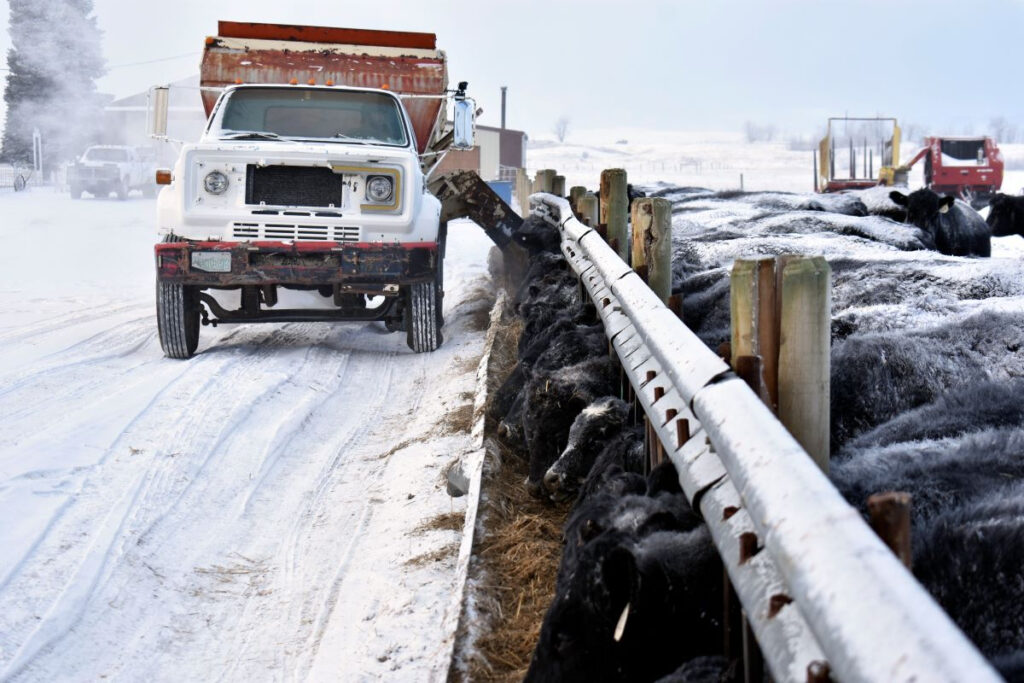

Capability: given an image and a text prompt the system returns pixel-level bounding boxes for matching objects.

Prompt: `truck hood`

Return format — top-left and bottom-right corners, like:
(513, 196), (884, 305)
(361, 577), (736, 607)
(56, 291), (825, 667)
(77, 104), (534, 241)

(188, 139), (416, 164)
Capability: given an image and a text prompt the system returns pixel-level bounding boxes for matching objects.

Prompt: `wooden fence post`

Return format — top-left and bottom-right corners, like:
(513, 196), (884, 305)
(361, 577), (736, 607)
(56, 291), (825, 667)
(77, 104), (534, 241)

(778, 255), (831, 472)
(569, 185), (587, 214)
(868, 492), (912, 569)
(577, 192), (599, 227)
(533, 169), (556, 194)
(600, 168), (628, 261)
(516, 167), (531, 216)
(630, 197), (672, 303)
(552, 174), (566, 198)
(729, 257), (779, 410)
(731, 254), (829, 469)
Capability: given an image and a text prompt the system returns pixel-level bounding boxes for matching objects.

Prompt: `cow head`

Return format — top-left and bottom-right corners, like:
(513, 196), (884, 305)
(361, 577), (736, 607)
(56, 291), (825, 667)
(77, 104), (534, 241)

(544, 397), (629, 499)
(890, 189), (954, 233)
(986, 193), (1021, 237)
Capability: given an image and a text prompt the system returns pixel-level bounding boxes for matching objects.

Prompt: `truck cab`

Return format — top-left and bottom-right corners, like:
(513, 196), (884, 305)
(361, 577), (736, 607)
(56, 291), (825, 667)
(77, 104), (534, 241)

(154, 22), (471, 359)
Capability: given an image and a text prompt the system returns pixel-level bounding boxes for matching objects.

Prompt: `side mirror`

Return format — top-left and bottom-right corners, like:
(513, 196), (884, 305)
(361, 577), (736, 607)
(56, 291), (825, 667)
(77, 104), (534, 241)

(149, 86), (169, 138)
(452, 98), (475, 151)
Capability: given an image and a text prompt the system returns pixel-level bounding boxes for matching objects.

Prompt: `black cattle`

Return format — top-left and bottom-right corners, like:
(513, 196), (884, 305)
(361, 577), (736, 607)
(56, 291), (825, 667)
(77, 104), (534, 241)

(512, 251), (568, 307)
(654, 656), (734, 683)
(562, 476), (702, 575)
(522, 357), (617, 497)
(493, 320), (609, 456)
(986, 192), (1024, 238)
(544, 397), (631, 499)
(830, 310), (1022, 449)
(513, 214), (562, 254)
(646, 459), (684, 496)
(844, 379), (1024, 451)
(526, 526), (722, 682)
(890, 189), (991, 257)
(913, 483), (1024, 674)
(832, 426), (1024, 522)
(803, 194), (868, 217)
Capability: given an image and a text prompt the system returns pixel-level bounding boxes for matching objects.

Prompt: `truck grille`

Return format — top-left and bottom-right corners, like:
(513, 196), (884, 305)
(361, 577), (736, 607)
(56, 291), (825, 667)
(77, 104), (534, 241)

(245, 165), (343, 208)
(232, 222), (360, 242)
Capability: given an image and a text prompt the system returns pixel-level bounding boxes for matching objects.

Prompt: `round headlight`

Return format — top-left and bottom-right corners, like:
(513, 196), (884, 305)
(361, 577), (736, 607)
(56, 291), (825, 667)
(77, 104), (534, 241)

(366, 175), (394, 203)
(204, 171), (228, 195)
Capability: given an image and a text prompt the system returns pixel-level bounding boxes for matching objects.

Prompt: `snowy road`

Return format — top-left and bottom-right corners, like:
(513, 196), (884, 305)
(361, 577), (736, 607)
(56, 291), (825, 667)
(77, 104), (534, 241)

(0, 189), (494, 681)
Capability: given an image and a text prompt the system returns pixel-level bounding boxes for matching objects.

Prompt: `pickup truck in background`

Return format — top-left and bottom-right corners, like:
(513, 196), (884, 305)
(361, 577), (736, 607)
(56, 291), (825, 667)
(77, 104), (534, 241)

(69, 145), (157, 199)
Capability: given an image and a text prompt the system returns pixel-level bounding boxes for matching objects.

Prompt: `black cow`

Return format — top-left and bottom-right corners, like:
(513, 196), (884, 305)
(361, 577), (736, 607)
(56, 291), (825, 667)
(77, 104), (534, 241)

(522, 356), (618, 497)
(986, 192), (1024, 238)
(913, 482), (1024, 676)
(544, 397), (632, 499)
(889, 189), (991, 257)
(526, 525), (722, 682)
(513, 214), (562, 254)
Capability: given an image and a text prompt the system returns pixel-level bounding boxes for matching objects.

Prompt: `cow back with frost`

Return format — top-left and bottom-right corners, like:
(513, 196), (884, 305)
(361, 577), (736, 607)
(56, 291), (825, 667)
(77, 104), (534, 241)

(890, 189), (991, 257)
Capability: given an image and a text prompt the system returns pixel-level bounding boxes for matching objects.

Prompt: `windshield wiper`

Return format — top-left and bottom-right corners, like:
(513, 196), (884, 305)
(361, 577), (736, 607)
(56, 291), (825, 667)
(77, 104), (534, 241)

(220, 131), (297, 143)
(331, 133), (371, 144)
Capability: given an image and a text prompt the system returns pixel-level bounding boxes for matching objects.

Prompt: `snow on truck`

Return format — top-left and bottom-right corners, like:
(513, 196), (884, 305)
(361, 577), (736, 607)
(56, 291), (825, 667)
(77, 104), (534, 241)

(151, 21), (499, 359)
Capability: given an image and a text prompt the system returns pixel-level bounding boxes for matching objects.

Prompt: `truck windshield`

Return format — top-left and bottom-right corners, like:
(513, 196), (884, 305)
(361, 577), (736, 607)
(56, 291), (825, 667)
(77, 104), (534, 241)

(83, 148), (129, 162)
(215, 88), (409, 147)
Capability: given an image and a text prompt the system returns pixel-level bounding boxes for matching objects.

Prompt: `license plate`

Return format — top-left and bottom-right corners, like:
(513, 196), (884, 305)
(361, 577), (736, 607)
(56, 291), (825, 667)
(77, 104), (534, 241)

(191, 251), (232, 273)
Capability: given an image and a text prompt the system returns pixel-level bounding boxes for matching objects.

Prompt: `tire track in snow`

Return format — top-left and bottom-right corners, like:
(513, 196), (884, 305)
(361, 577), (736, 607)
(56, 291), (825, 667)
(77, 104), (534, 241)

(0, 322), (350, 676)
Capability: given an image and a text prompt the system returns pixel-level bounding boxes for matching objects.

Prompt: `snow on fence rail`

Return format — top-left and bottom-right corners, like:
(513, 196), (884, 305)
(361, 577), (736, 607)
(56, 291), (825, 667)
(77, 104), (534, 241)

(530, 192), (1001, 683)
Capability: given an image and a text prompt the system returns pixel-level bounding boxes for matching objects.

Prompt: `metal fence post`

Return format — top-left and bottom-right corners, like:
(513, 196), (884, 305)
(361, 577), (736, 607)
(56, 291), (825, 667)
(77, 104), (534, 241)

(868, 492), (913, 569)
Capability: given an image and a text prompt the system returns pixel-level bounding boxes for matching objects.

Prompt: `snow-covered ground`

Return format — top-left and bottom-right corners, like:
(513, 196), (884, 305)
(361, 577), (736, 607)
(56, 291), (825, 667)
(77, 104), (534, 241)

(527, 129), (1024, 197)
(0, 188), (494, 681)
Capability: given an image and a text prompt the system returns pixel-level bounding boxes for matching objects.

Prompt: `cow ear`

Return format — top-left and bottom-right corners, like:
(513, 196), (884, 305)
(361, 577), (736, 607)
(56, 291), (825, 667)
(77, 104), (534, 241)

(939, 196), (955, 213)
(889, 191), (908, 206)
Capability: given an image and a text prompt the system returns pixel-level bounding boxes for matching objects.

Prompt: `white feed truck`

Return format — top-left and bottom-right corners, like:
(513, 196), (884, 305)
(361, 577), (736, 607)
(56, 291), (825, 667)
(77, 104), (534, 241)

(151, 21), (492, 358)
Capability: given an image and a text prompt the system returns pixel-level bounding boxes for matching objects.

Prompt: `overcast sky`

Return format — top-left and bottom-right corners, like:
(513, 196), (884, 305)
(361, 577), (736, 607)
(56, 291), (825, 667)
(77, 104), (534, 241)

(2, 0), (1023, 139)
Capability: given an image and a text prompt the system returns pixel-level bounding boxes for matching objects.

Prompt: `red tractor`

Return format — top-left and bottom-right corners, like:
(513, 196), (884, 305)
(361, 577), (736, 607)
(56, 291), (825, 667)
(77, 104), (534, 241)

(900, 137), (1003, 208)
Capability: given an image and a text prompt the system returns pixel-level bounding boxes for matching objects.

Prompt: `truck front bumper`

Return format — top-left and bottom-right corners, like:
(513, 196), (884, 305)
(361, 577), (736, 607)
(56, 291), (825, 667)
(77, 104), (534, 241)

(155, 240), (438, 289)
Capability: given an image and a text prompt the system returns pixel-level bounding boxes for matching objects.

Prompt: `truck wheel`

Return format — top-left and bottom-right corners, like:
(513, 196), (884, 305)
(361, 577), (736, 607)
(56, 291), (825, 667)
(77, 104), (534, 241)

(405, 277), (442, 352)
(115, 178), (129, 200)
(70, 185), (83, 199)
(157, 281), (200, 359)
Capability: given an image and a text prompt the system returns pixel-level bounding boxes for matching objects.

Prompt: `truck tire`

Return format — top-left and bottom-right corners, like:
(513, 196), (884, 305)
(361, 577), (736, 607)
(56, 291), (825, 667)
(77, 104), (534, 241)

(115, 178), (129, 200)
(157, 281), (200, 359)
(70, 185), (83, 199)
(405, 277), (442, 352)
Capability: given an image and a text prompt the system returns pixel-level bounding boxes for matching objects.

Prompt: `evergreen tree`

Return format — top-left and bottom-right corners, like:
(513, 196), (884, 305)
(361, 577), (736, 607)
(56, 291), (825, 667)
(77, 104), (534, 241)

(1, 0), (105, 174)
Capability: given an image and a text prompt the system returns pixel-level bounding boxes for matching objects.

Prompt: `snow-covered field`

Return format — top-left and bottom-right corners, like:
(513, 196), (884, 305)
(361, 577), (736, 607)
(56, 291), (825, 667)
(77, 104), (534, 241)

(527, 129), (1024, 197)
(0, 189), (494, 681)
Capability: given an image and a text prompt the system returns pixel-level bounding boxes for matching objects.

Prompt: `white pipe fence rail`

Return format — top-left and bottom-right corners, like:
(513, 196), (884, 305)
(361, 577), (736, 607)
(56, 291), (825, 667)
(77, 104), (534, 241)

(530, 192), (1001, 683)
